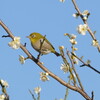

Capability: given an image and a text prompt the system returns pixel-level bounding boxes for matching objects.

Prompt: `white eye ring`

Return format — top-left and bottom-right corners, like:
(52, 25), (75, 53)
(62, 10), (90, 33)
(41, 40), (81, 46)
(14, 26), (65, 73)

(32, 35), (36, 38)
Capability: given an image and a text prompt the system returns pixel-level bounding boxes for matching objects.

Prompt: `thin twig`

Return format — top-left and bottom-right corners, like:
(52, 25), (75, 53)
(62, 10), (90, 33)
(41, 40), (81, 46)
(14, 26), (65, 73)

(29, 89), (36, 100)
(67, 51), (84, 91)
(71, 52), (100, 74)
(59, 48), (77, 85)
(5, 95), (9, 100)
(37, 35), (46, 60)
(24, 43), (27, 47)
(64, 79), (70, 100)
(2, 35), (10, 38)
(91, 91), (94, 100)
(37, 92), (40, 100)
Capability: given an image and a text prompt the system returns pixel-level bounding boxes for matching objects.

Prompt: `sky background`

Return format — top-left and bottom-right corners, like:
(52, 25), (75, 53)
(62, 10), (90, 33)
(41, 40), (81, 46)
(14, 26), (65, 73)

(0, 0), (100, 100)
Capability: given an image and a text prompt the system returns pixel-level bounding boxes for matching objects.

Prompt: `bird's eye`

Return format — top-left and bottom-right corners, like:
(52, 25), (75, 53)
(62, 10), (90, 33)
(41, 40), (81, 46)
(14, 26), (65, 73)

(32, 35), (35, 38)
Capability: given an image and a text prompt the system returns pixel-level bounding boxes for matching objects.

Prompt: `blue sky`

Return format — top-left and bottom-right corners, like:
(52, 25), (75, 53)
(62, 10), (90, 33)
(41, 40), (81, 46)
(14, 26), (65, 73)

(0, 0), (100, 100)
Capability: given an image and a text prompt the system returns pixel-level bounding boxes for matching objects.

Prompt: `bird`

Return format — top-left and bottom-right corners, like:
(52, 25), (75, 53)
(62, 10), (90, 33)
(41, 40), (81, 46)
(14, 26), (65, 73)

(27, 32), (60, 56)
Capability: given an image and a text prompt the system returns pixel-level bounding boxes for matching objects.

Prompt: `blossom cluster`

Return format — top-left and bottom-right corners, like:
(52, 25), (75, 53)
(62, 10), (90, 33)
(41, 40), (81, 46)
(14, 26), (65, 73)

(0, 79), (9, 87)
(60, 64), (69, 73)
(8, 37), (27, 64)
(40, 72), (49, 82)
(0, 79), (9, 100)
(73, 10), (90, 21)
(64, 33), (77, 46)
(8, 37), (20, 49)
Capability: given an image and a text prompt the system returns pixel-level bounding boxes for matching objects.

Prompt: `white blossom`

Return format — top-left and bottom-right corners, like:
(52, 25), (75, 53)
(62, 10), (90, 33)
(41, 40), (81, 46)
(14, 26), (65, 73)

(60, 64), (69, 73)
(19, 55), (25, 64)
(70, 34), (77, 39)
(0, 94), (6, 100)
(0, 80), (9, 87)
(82, 10), (89, 15)
(77, 24), (88, 35)
(8, 37), (20, 49)
(92, 40), (99, 47)
(34, 87), (41, 94)
(72, 13), (79, 18)
(59, 46), (64, 50)
(70, 39), (77, 45)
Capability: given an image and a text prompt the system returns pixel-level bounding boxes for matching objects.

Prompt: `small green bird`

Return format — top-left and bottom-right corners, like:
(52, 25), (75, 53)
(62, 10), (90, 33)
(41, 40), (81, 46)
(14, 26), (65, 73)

(27, 32), (60, 56)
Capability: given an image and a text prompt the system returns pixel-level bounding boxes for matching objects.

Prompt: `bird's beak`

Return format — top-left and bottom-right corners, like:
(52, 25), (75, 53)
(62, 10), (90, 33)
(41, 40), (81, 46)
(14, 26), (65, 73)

(26, 36), (30, 38)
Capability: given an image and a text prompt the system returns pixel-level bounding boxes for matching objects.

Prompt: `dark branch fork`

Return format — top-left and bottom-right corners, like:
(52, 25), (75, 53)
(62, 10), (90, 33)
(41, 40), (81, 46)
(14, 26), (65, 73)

(71, 52), (100, 74)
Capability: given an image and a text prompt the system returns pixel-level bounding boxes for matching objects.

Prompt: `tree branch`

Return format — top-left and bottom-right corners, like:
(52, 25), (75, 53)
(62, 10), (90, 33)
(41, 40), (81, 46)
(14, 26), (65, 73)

(71, 52), (100, 74)
(59, 48), (76, 86)
(72, 0), (100, 52)
(29, 89), (36, 100)
(67, 51), (84, 91)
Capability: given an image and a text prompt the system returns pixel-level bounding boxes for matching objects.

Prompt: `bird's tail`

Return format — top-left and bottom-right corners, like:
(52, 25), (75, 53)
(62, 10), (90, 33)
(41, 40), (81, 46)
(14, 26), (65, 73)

(54, 51), (61, 56)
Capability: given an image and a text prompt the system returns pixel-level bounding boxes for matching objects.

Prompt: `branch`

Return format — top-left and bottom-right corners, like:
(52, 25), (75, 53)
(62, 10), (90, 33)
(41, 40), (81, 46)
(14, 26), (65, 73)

(0, 81), (9, 100)
(67, 51), (84, 91)
(37, 35), (46, 60)
(72, 0), (100, 52)
(29, 89), (36, 100)
(64, 79), (70, 100)
(59, 48), (76, 85)
(0, 20), (92, 100)
(91, 91), (94, 100)
(37, 92), (40, 100)
(71, 52), (100, 74)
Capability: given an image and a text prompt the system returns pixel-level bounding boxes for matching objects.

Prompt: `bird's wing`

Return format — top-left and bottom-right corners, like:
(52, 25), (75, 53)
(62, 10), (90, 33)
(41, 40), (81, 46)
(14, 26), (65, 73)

(40, 38), (55, 50)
